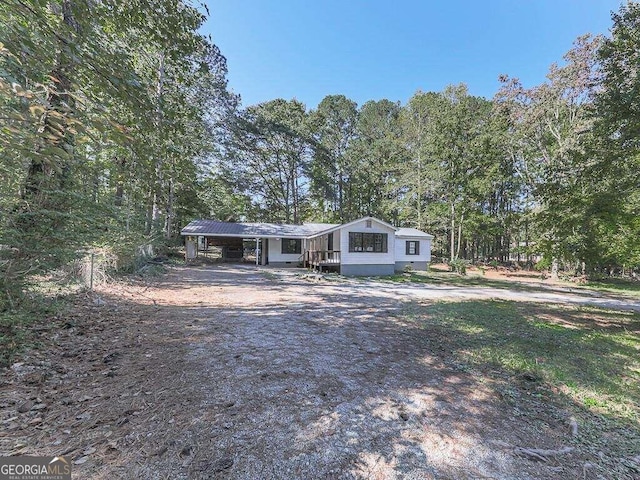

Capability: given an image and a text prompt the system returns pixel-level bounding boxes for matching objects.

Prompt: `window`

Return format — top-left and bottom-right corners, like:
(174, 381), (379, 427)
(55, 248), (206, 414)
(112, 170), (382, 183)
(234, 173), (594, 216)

(365, 219), (372, 228)
(349, 232), (388, 253)
(282, 239), (302, 254)
(406, 240), (420, 255)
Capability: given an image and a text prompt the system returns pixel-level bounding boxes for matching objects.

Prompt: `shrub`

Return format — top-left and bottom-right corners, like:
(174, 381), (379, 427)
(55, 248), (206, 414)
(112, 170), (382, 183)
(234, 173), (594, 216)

(449, 258), (468, 275)
(534, 257), (552, 272)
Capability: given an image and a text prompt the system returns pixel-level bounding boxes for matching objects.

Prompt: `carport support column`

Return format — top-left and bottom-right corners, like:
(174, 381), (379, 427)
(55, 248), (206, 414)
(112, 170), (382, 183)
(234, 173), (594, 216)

(255, 238), (259, 267)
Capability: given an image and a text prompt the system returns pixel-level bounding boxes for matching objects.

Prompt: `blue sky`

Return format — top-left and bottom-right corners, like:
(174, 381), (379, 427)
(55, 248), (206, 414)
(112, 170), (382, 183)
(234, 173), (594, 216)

(202, 0), (621, 109)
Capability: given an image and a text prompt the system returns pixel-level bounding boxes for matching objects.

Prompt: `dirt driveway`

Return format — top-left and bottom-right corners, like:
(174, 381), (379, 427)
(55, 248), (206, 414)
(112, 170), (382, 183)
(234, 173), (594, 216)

(273, 268), (640, 313)
(2, 265), (635, 479)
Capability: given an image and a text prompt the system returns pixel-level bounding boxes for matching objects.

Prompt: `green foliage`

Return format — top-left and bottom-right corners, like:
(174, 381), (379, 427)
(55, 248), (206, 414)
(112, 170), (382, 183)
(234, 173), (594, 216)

(309, 95), (359, 222)
(496, 34), (604, 271)
(2, 0), (638, 327)
(592, 2), (640, 271)
(218, 3), (637, 278)
(228, 99), (312, 223)
(0, 1), (234, 310)
(448, 258), (468, 275)
(534, 257), (552, 272)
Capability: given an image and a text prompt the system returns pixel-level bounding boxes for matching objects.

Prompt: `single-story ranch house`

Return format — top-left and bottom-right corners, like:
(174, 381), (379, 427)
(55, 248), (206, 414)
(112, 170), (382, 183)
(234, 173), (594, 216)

(181, 216), (433, 276)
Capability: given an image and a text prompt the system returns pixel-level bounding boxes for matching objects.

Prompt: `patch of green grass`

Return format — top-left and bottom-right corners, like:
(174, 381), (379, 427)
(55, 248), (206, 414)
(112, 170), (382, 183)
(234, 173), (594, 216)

(579, 277), (640, 298)
(404, 300), (640, 423)
(405, 299), (640, 475)
(379, 270), (548, 292)
(381, 269), (640, 300)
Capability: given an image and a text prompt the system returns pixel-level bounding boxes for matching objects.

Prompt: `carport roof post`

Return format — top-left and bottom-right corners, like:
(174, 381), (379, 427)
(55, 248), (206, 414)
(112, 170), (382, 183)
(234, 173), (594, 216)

(255, 238), (259, 266)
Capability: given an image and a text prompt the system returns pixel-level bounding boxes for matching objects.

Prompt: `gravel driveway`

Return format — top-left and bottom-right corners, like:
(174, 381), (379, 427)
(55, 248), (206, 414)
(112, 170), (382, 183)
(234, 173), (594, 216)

(300, 272), (640, 313)
(5, 264), (637, 479)
(122, 264), (635, 479)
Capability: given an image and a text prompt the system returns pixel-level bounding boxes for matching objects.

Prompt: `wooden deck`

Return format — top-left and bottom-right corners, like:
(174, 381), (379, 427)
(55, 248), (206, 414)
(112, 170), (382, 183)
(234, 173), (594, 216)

(304, 250), (341, 271)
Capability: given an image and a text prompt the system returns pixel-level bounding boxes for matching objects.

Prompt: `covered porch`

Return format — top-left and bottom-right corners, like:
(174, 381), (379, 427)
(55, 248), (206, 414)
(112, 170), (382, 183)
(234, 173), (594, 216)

(305, 231), (341, 272)
(181, 219), (340, 269)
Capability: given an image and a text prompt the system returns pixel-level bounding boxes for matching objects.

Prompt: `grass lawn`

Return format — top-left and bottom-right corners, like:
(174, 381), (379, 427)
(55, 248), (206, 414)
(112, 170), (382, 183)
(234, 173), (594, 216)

(403, 299), (640, 460)
(381, 268), (640, 299)
(579, 277), (640, 298)
(382, 270), (539, 289)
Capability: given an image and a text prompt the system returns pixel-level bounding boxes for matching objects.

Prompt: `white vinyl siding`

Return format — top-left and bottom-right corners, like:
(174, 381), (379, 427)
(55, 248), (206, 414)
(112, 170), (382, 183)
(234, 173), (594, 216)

(339, 219), (396, 266)
(269, 238), (304, 263)
(394, 237), (432, 263)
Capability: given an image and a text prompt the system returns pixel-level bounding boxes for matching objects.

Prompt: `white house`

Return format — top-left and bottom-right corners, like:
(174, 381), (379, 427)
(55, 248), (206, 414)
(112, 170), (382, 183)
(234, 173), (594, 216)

(181, 216), (433, 276)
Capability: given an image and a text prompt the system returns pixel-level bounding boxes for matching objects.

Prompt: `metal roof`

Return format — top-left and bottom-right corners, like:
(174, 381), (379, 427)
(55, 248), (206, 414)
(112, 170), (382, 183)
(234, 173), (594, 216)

(395, 227), (434, 238)
(180, 220), (339, 238)
(181, 219), (433, 239)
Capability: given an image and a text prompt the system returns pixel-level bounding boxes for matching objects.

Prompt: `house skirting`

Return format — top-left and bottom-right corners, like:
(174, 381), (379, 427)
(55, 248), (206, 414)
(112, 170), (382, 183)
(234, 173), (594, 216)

(340, 264), (395, 276)
(269, 261), (302, 268)
(395, 261), (429, 271)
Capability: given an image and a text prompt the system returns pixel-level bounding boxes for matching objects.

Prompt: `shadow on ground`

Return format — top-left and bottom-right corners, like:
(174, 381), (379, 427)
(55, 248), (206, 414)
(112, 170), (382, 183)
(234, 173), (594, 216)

(1, 264), (638, 480)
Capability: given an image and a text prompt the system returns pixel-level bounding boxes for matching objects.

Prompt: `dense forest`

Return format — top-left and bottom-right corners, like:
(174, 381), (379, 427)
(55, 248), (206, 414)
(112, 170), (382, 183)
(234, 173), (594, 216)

(1, 1), (640, 310)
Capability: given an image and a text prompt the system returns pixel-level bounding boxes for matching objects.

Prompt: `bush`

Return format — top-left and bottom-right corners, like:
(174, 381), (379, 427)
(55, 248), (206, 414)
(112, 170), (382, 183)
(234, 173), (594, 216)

(449, 258), (468, 275)
(534, 257), (552, 272)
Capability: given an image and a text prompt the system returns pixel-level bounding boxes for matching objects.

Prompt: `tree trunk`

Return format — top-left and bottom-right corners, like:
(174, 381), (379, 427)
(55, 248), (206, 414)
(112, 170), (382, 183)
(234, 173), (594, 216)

(152, 187), (161, 232)
(152, 50), (166, 236)
(456, 212), (464, 259)
(551, 257), (559, 280)
(24, 0), (77, 200)
(525, 215), (530, 267)
(114, 157), (125, 206)
(417, 151), (422, 228)
(337, 168), (344, 222)
(145, 195), (154, 235)
(450, 202), (455, 261)
(164, 173), (174, 240)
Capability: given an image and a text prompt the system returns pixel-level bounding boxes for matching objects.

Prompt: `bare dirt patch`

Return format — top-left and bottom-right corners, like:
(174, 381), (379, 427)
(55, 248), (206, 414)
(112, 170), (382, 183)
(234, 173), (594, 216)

(1, 265), (637, 479)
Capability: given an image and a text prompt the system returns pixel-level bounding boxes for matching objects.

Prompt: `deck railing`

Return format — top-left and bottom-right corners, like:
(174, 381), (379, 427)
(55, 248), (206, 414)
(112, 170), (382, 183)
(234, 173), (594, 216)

(305, 250), (341, 267)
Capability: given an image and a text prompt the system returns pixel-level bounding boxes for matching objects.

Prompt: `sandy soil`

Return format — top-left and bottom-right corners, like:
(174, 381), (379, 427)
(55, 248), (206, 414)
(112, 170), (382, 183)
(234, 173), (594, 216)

(1, 264), (635, 479)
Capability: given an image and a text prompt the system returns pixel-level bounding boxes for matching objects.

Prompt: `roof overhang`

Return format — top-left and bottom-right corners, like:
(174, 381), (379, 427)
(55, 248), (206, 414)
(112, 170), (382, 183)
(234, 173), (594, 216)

(181, 233), (308, 239)
(180, 219), (337, 239)
(396, 233), (434, 239)
(181, 217), (433, 240)
(307, 216), (397, 239)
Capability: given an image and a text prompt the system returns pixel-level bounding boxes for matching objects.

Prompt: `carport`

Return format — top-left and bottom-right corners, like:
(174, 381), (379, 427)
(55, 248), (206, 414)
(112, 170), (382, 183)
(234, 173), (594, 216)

(180, 220), (338, 266)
